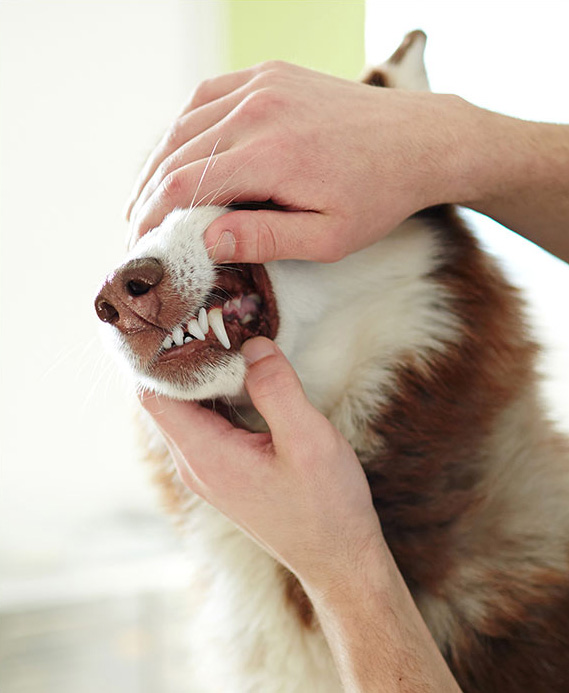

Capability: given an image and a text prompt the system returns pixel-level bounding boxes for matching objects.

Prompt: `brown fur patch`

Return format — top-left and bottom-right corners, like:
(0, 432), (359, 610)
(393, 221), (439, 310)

(134, 406), (194, 521)
(362, 68), (388, 88)
(449, 571), (569, 692)
(280, 567), (316, 629)
(365, 207), (538, 593)
(360, 206), (569, 689)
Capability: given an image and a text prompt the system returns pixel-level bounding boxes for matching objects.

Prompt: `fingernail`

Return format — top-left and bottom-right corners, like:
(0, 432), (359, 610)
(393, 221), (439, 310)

(207, 230), (235, 263)
(241, 337), (278, 365)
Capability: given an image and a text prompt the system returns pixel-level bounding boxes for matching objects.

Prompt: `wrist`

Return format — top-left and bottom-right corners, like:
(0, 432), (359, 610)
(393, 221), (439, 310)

(301, 526), (393, 612)
(426, 94), (497, 209)
(303, 536), (462, 693)
(449, 102), (557, 212)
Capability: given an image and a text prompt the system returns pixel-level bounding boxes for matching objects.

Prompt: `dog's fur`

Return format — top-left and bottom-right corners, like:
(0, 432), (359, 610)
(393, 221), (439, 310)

(97, 32), (569, 692)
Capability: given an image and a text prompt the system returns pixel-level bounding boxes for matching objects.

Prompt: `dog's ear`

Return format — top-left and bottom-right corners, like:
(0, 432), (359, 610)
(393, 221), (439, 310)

(362, 30), (430, 92)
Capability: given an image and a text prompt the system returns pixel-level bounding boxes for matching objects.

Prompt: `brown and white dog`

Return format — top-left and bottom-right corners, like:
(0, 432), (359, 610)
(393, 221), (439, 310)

(95, 32), (569, 693)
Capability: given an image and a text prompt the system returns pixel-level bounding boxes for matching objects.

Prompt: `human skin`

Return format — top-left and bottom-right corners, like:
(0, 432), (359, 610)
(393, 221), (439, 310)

(131, 62), (568, 690)
(141, 338), (462, 692)
(126, 62), (569, 264)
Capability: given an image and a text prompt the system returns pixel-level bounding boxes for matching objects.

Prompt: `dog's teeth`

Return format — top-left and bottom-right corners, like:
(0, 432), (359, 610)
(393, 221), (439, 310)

(187, 319), (206, 341)
(241, 314), (254, 325)
(184, 335), (193, 344)
(231, 296), (242, 309)
(172, 326), (184, 347)
(198, 307), (209, 334)
(249, 293), (261, 305)
(208, 308), (231, 349)
(162, 336), (173, 350)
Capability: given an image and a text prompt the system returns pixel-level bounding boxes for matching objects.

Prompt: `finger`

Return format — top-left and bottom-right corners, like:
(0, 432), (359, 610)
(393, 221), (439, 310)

(140, 391), (276, 502)
(139, 392), (255, 474)
(180, 64), (263, 113)
(128, 129), (232, 227)
(241, 337), (324, 450)
(125, 84), (255, 221)
(204, 208), (346, 264)
(129, 150), (273, 243)
(140, 391), (235, 440)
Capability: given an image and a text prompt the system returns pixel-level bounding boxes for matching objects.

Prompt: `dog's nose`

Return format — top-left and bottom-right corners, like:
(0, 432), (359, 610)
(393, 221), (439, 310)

(95, 257), (164, 330)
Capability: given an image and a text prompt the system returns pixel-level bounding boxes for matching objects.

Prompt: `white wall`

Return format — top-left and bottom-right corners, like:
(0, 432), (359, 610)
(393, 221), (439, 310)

(0, 1), (227, 566)
(366, 0), (569, 430)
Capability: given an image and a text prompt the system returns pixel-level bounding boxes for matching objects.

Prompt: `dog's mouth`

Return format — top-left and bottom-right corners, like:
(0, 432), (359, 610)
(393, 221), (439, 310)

(149, 263), (278, 378)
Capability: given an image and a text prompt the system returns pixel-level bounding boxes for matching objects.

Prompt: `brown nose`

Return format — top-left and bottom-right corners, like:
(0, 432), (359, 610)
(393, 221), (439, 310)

(95, 257), (164, 331)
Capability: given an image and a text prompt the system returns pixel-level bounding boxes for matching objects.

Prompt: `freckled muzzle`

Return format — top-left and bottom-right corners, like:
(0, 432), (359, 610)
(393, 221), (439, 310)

(157, 262), (279, 356)
(95, 257), (278, 390)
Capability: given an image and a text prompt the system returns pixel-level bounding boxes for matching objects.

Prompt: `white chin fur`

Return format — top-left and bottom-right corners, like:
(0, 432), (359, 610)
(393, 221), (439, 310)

(137, 352), (248, 401)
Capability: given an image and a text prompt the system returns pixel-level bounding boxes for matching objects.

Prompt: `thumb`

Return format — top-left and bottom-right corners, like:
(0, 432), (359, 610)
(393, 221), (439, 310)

(242, 337), (324, 448)
(204, 209), (341, 263)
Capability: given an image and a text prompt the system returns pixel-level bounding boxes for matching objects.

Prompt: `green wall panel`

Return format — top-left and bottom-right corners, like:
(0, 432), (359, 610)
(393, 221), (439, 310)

(225, 0), (365, 79)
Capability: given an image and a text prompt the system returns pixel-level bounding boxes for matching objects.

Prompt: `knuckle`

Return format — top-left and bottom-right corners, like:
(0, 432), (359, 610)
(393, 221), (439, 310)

(190, 77), (215, 108)
(237, 87), (287, 122)
(255, 216), (278, 262)
(254, 367), (296, 402)
(164, 119), (185, 150)
(161, 170), (184, 202)
(256, 59), (290, 75)
(155, 151), (180, 184)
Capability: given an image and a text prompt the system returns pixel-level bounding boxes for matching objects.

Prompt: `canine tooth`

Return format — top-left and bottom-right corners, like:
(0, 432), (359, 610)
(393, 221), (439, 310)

(208, 308), (231, 349)
(241, 314), (254, 325)
(162, 336), (173, 350)
(198, 307), (209, 334)
(187, 319), (206, 340)
(172, 326), (184, 347)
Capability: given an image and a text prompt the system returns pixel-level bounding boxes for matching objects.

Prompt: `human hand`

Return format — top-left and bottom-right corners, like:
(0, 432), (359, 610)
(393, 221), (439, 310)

(139, 336), (385, 596)
(126, 62), (473, 262)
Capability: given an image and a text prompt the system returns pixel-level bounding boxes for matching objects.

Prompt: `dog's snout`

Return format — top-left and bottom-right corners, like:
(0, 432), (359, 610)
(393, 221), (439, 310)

(95, 257), (164, 330)
(95, 298), (120, 324)
(121, 257), (164, 296)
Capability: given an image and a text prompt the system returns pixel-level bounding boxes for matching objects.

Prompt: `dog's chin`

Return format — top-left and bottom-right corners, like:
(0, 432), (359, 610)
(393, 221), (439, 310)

(136, 352), (248, 402)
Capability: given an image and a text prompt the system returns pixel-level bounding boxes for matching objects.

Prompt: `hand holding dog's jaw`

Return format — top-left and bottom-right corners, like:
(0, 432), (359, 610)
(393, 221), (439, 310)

(139, 336), (385, 595)
(140, 340), (462, 693)
(125, 51), (474, 263)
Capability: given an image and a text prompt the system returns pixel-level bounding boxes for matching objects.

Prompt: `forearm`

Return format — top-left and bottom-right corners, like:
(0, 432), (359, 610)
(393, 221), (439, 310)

(453, 102), (569, 263)
(305, 543), (462, 693)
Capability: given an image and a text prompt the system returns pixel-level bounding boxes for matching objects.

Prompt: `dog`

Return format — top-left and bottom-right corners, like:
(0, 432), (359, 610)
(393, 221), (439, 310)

(95, 31), (569, 692)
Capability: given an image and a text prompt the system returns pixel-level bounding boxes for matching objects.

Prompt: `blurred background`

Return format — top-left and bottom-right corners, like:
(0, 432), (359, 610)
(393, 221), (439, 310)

(0, 1), (568, 691)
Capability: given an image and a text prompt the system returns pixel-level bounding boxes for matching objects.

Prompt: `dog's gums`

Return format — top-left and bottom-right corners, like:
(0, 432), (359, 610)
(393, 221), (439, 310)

(159, 265), (276, 355)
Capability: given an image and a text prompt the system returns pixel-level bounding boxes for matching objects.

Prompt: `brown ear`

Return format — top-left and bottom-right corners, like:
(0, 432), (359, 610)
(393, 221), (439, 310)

(363, 30), (430, 92)
(362, 68), (388, 88)
(387, 29), (427, 66)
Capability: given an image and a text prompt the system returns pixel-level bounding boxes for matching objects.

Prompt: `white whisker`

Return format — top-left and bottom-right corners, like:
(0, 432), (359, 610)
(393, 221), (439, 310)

(189, 137), (222, 213)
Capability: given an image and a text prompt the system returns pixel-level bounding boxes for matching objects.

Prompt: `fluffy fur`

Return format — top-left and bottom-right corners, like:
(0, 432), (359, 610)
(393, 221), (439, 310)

(97, 31), (569, 692)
